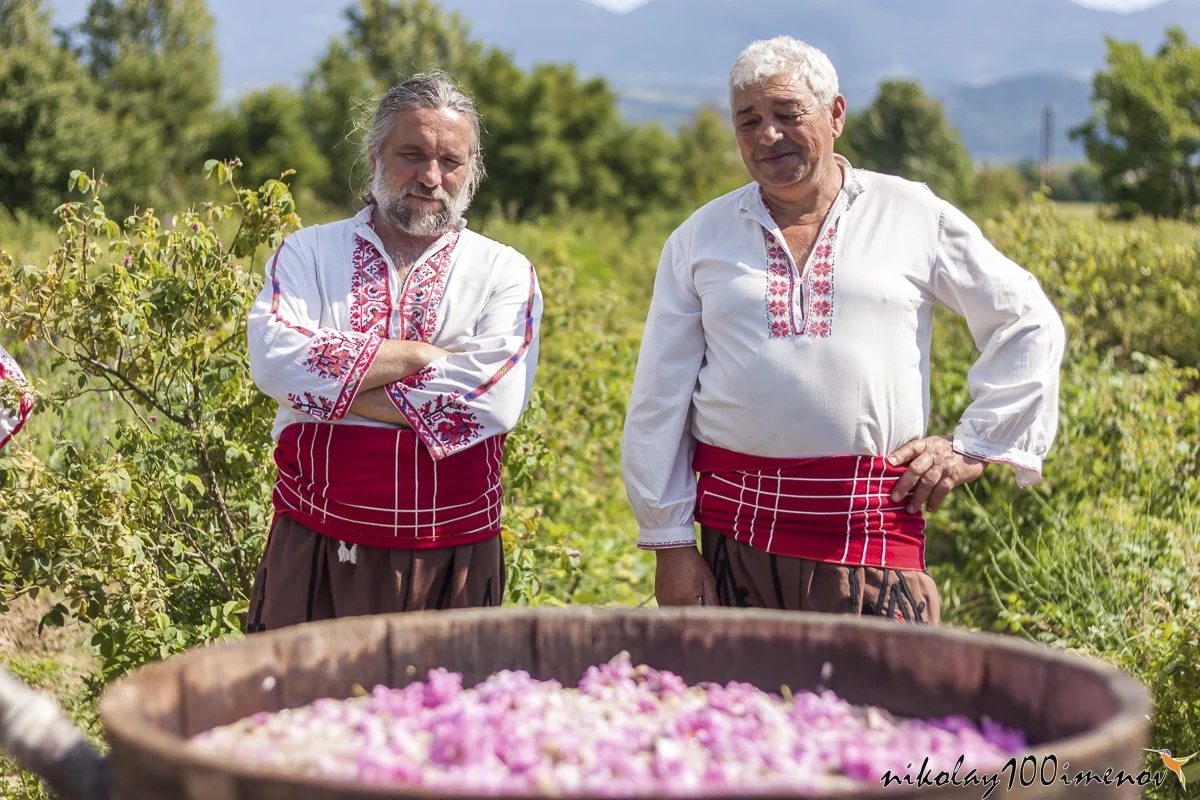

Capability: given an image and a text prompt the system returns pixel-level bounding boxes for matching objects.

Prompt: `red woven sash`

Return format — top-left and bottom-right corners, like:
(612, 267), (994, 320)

(693, 443), (926, 571)
(272, 423), (504, 550)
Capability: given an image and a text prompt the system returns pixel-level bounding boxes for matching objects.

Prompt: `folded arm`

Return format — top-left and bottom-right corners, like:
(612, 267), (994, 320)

(384, 258), (544, 461)
(247, 238), (448, 423)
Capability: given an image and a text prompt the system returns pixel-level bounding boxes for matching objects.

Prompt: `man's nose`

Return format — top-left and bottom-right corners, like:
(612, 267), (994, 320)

(418, 159), (442, 188)
(757, 123), (784, 147)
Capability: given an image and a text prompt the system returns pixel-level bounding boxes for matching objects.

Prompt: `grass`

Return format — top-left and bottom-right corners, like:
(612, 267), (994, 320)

(1054, 201), (1101, 221)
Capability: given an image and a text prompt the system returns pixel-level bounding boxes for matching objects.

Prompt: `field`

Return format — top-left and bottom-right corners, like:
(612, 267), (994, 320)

(0, 177), (1198, 799)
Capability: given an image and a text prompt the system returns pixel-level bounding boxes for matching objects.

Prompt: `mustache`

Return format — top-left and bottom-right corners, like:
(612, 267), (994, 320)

(399, 182), (452, 203)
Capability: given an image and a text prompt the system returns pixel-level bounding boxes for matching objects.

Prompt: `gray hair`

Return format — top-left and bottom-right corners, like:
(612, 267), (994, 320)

(359, 71), (487, 206)
(728, 36), (840, 111)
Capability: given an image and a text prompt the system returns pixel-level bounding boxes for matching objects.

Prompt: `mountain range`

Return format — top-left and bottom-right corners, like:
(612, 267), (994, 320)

(48, 0), (1200, 163)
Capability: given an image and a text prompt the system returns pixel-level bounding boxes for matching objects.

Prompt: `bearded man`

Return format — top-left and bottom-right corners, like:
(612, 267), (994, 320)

(244, 72), (542, 631)
(621, 37), (1066, 623)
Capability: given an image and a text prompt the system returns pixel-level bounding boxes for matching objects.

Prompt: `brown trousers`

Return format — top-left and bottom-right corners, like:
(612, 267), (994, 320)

(244, 515), (505, 634)
(700, 527), (941, 624)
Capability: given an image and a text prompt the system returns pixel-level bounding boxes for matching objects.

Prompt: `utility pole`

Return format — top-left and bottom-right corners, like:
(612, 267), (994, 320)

(1040, 104), (1053, 183)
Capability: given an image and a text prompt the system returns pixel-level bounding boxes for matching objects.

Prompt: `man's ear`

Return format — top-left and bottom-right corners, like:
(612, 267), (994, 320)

(830, 94), (848, 139)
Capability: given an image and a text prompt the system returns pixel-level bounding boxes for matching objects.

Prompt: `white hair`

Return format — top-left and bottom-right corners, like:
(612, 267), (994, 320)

(728, 36), (840, 111)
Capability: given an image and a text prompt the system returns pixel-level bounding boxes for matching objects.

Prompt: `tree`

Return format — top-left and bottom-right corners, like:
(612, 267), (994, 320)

(302, 39), (377, 207)
(0, 0), (132, 216)
(74, 0), (220, 206)
(674, 106), (749, 208)
(970, 165), (1031, 219)
(0, 163), (300, 681)
(1072, 27), (1200, 219)
(838, 80), (975, 206)
(300, 0), (722, 219)
(208, 87), (333, 203)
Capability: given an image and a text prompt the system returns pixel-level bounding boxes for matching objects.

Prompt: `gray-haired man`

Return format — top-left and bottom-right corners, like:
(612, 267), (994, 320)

(244, 72), (543, 631)
(621, 37), (1064, 621)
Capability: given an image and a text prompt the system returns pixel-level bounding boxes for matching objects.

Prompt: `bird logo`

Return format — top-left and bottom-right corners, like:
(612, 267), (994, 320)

(1144, 748), (1198, 789)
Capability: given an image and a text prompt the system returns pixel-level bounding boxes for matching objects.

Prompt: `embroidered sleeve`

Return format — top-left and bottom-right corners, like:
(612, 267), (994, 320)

(384, 259), (543, 461)
(621, 234), (706, 550)
(0, 345), (34, 452)
(247, 236), (383, 422)
(932, 200), (1067, 488)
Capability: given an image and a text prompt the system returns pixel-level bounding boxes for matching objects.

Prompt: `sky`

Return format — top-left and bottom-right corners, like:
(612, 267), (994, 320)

(587, 0), (1171, 10)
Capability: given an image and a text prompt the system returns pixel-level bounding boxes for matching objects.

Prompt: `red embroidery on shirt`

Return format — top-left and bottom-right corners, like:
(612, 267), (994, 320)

(386, 263), (538, 460)
(328, 336), (382, 421)
(763, 230), (800, 339)
(800, 225), (838, 339)
(422, 393), (485, 449)
(0, 348), (34, 452)
(761, 221), (840, 340)
(288, 391), (336, 420)
(303, 332), (359, 381)
(350, 236), (391, 337)
(402, 366), (436, 391)
(398, 234), (460, 342)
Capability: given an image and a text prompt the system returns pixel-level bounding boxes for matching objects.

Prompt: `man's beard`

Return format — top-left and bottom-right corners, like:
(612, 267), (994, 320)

(372, 172), (474, 238)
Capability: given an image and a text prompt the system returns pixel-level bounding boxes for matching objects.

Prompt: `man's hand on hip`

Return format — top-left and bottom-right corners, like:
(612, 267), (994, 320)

(654, 546), (718, 607)
(887, 435), (986, 514)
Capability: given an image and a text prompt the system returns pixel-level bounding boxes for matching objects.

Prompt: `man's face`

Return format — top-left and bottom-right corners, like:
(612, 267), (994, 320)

(732, 77), (846, 192)
(369, 107), (476, 237)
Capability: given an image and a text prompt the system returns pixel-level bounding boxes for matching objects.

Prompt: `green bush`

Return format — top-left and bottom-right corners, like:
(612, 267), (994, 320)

(1, 175), (1198, 799)
(920, 196), (1200, 799)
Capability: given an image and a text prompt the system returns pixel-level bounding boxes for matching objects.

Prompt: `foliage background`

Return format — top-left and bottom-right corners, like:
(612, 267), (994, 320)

(0, 0), (1199, 798)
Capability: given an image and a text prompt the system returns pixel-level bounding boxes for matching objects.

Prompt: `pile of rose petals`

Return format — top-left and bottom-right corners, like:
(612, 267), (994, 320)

(189, 652), (1025, 796)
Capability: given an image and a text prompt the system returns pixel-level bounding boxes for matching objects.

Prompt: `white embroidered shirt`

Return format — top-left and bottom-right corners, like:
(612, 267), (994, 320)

(621, 158), (1067, 550)
(248, 207), (543, 461)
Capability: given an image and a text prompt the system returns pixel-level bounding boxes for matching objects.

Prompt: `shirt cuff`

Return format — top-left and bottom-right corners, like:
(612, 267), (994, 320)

(637, 525), (698, 550)
(326, 333), (383, 421)
(952, 434), (1044, 489)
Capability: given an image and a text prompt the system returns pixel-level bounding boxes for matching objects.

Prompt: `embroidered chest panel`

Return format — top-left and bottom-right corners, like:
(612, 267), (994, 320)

(398, 235), (459, 343)
(349, 232), (460, 342)
(763, 223), (839, 340)
(350, 237), (391, 337)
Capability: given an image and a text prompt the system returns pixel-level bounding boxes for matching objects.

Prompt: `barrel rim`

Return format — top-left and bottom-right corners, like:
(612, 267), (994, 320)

(98, 607), (1153, 799)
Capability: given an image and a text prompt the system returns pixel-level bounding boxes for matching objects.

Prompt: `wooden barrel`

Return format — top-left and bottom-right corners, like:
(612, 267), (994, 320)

(97, 607), (1152, 799)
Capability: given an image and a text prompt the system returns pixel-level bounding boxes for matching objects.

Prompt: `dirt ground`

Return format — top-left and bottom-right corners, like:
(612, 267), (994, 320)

(0, 596), (98, 798)
(0, 594), (95, 690)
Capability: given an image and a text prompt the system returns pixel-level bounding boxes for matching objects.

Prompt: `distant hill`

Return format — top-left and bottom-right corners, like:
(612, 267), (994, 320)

(48, 0), (1200, 162)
